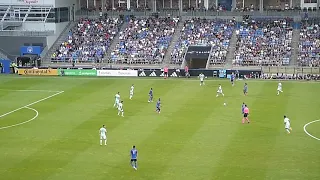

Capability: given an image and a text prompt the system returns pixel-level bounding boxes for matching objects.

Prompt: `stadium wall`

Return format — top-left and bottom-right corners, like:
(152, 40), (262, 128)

(0, 36), (46, 58)
(46, 21), (69, 49)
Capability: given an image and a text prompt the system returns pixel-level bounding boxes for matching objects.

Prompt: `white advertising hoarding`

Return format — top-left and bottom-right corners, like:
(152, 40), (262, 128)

(97, 70), (138, 77)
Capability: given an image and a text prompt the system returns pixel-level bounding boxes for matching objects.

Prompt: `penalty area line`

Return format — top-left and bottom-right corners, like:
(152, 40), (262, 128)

(0, 91), (64, 118)
(303, 119), (320, 141)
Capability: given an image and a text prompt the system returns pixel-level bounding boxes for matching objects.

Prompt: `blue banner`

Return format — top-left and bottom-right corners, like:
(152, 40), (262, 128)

(20, 46), (42, 56)
(0, 59), (11, 74)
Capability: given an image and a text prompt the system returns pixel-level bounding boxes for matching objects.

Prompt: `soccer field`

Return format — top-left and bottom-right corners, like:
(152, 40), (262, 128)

(0, 76), (319, 180)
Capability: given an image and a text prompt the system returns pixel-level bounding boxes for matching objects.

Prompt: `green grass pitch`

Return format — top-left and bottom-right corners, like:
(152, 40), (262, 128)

(0, 75), (319, 180)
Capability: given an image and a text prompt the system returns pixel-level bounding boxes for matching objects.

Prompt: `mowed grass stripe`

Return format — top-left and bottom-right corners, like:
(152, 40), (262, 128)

(155, 81), (262, 180)
(127, 81), (229, 180)
(209, 82), (293, 180)
(0, 79), (125, 179)
(44, 80), (184, 180)
(91, 81), (207, 180)
(265, 83), (320, 180)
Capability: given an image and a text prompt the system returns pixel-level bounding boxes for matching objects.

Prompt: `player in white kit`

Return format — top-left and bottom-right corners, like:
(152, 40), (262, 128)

(129, 84), (134, 100)
(199, 73), (205, 86)
(283, 115), (292, 134)
(216, 84), (225, 97)
(114, 92), (121, 108)
(277, 82), (283, 95)
(118, 101), (124, 117)
(99, 125), (107, 145)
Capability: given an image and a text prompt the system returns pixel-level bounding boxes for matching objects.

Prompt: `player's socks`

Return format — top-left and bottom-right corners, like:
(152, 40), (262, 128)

(100, 140), (102, 145)
(290, 127), (292, 130)
(286, 129), (290, 133)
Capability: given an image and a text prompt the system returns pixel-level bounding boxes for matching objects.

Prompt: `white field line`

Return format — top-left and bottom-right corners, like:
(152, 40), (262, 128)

(303, 119), (320, 141)
(0, 91), (64, 118)
(0, 107), (38, 130)
(0, 89), (62, 93)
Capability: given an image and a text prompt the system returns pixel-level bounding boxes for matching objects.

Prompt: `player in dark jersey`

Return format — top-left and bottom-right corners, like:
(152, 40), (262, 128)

(231, 73), (235, 86)
(156, 98), (161, 113)
(130, 145), (138, 170)
(243, 83), (248, 96)
(148, 88), (153, 103)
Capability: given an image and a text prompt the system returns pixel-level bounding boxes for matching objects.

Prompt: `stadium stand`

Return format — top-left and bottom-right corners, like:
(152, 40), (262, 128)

(233, 18), (294, 66)
(51, 18), (122, 63)
(170, 18), (234, 65)
(109, 17), (178, 64)
(298, 18), (320, 67)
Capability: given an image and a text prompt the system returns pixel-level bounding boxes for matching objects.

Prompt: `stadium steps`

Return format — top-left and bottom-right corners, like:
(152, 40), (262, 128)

(224, 30), (237, 68)
(290, 29), (300, 66)
(42, 22), (76, 63)
(104, 21), (128, 62)
(163, 20), (184, 65)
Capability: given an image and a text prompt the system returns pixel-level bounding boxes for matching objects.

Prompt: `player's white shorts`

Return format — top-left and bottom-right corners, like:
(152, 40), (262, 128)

(100, 135), (106, 140)
(118, 108), (123, 112)
(285, 123), (290, 129)
(217, 90), (223, 94)
(130, 92), (133, 96)
(277, 87), (282, 91)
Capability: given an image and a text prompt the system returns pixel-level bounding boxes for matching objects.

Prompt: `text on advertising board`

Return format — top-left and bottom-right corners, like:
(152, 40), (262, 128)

(97, 70), (138, 77)
(18, 69), (58, 76)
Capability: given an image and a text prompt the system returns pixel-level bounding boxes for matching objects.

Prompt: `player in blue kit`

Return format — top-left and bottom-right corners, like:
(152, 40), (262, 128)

(148, 88), (153, 103)
(130, 145), (138, 170)
(156, 98), (161, 113)
(231, 73), (235, 86)
(243, 83), (248, 96)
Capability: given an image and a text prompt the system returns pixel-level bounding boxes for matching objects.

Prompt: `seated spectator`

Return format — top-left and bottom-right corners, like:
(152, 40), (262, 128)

(171, 18), (234, 65)
(234, 18), (293, 66)
(51, 17), (122, 63)
(110, 17), (178, 64)
(298, 19), (320, 67)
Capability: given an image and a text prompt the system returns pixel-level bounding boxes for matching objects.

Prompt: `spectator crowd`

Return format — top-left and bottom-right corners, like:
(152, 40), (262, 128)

(51, 18), (122, 62)
(234, 18), (293, 66)
(110, 17), (178, 64)
(171, 18), (234, 65)
(298, 19), (320, 67)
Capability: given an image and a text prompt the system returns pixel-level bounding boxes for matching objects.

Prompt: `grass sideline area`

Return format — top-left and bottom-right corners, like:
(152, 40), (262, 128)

(0, 75), (319, 180)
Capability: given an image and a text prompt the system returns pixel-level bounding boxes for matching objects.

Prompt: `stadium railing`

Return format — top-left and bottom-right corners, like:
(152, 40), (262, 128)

(262, 66), (320, 74)
(0, 30), (54, 36)
(76, 9), (320, 18)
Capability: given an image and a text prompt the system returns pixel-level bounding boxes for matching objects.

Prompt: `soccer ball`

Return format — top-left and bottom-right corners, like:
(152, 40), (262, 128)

(223, 103), (226, 106)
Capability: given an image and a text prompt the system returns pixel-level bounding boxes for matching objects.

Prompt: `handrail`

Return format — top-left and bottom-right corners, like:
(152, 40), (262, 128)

(43, 7), (51, 22)
(1, 5), (10, 22)
(23, 6), (32, 22)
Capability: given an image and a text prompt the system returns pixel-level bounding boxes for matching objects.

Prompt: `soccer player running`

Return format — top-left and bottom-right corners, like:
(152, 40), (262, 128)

(231, 73), (235, 86)
(277, 82), (283, 95)
(148, 88), (153, 103)
(156, 98), (161, 114)
(283, 115), (292, 134)
(216, 84), (225, 97)
(129, 84), (134, 100)
(242, 104), (250, 124)
(130, 145), (138, 170)
(118, 101), (124, 117)
(99, 125), (107, 145)
(199, 73), (205, 86)
(243, 83), (248, 96)
(114, 92), (121, 108)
